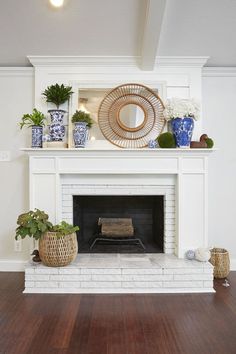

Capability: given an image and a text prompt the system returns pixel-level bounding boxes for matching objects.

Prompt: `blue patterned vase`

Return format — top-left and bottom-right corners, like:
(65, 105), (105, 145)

(171, 117), (194, 148)
(148, 140), (157, 149)
(32, 126), (43, 148)
(48, 109), (66, 141)
(73, 122), (88, 148)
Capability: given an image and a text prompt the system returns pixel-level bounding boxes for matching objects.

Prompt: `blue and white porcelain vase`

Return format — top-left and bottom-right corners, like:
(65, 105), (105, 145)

(48, 109), (66, 141)
(32, 126), (43, 148)
(73, 122), (88, 148)
(171, 117), (194, 148)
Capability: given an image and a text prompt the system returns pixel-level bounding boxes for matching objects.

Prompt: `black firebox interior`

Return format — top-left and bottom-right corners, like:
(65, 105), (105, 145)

(73, 195), (164, 253)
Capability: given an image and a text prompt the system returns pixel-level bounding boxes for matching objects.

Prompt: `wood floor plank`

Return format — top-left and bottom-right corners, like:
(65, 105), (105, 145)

(1, 272), (236, 354)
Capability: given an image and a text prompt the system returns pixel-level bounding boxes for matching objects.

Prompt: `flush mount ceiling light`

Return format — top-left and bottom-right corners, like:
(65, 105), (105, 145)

(49, 0), (64, 7)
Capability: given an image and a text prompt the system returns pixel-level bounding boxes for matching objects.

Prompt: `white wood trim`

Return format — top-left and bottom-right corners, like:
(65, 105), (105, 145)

(141, 0), (167, 70)
(27, 56), (209, 69)
(0, 260), (27, 271)
(0, 67), (34, 77)
(202, 67), (236, 77)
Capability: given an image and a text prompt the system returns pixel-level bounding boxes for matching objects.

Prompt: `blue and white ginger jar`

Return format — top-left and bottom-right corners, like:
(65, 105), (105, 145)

(32, 126), (43, 148)
(73, 122), (88, 148)
(171, 117), (194, 148)
(48, 109), (66, 142)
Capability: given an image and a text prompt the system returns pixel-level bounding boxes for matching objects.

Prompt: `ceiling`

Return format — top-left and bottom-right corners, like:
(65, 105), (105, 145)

(0, 0), (235, 67)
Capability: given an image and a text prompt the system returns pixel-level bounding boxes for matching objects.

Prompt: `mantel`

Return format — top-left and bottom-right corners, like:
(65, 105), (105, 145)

(21, 148), (215, 158)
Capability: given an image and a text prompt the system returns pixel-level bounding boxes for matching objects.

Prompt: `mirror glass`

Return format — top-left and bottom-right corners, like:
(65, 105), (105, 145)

(119, 104), (145, 129)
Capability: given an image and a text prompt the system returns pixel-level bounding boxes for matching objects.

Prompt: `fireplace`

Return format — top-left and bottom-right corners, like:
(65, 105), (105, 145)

(73, 195), (164, 253)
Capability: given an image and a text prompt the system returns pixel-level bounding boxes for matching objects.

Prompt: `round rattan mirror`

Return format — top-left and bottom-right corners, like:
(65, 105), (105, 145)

(98, 83), (165, 148)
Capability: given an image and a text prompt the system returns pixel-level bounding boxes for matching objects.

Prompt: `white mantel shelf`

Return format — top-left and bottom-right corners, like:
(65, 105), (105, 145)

(22, 148), (216, 156)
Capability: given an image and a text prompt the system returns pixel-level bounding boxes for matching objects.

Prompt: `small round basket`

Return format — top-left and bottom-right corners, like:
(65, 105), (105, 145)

(210, 248), (230, 278)
(39, 232), (78, 267)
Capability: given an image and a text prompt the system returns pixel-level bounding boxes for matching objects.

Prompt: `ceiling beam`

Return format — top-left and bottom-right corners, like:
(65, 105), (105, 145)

(141, 0), (167, 70)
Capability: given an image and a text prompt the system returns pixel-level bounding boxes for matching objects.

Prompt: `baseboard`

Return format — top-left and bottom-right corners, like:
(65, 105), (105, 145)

(0, 260), (27, 271)
(230, 258), (236, 271)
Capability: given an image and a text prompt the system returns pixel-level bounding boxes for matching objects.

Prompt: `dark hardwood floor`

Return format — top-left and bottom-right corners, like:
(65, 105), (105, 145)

(1, 272), (236, 354)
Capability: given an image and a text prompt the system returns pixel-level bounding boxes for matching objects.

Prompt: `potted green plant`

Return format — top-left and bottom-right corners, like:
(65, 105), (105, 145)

(71, 110), (93, 148)
(19, 109), (46, 148)
(16, 209), (79, 267)
(42, 83), (73, 142)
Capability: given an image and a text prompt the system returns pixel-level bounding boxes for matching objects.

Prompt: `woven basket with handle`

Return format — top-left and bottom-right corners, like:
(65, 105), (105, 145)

(39, 232), (78, 267)
(210, 248), (230, 278)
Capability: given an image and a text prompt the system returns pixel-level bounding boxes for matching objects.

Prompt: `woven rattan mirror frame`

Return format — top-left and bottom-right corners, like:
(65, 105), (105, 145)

(98, 83), (165, 148)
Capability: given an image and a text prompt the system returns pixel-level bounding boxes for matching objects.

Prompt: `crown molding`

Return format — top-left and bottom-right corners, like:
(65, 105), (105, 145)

(155, 56), (209, 68)
(202, 67), (236, 77)
(27, 55), (209, 69)
(0, 67), (34, 77)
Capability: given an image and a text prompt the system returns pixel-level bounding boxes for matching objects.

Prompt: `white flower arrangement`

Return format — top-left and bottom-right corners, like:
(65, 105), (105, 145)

(163, 98), (200, 121)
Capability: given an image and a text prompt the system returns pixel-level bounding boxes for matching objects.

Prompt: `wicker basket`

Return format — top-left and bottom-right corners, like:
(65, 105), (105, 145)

(39, 232), (78, 267)
(210, 248), (230, 278)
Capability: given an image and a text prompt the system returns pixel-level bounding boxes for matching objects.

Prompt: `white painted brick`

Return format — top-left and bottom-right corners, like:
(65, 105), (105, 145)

(166, 201), (175, 207)
(58, 268), (81, 274)
(165, 219), (175, 225)
(165, 194), (175, 201)
(204, 281), (214, 288)
(164, 243), (175, 249)
(25, 281), (34, 288)
(62, 206), (72, 213)
(62, 212), (72, 217)
(50, 274), (91, 281)
(25, 268), (35, 274)
(81, 268), (121, 275)
(35, 268), (59, 274)
(165, 249), (175, 254)
(122, 268), (162, 275)
(165, 224), (175, 231)
(26, 275), (50, 281)
(122, 274), (173, 281)
(165, 236), (175, 243)
(81, 281), (121, 288)
(61, 218), (73, 224)
(35, 281), (58, 288)
(174, 274), (213, 281)
(204, 268), (214, 274)
(165, 206), (175, 213)
(92, 274), (122, 281)
(62, 201), (72, 207)
(165, 230), (175, 237)
(164, 268), (203, 275)
(122, 281), (162, 288)
(165, 213), (175, 219)
(62, 195), (72, 201)
(59, 282), (81, 288)
(163, 281), (203, 288)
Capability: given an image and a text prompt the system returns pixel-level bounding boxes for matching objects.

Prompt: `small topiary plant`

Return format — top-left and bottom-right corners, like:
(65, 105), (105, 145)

(71, 110), (93, 128)
(42, 83), (73, 109)
(205, 137), (214, 148)
(157, 132), (176, 148)
(19, 109), (46, 129)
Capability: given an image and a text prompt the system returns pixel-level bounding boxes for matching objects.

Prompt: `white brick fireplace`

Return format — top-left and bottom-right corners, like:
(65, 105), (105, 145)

(23, 147), (214, 293)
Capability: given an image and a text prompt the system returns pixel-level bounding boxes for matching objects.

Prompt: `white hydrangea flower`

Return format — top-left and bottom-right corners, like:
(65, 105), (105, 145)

(163, 98), (200, 121)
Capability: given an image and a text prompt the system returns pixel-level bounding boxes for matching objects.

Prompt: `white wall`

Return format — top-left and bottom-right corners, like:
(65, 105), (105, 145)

(202, 70), (236, 268)
(0, 69), (34, 269)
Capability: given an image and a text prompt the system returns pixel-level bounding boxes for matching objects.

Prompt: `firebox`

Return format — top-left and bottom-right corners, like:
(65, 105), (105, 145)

(73, 195), (164, 253)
